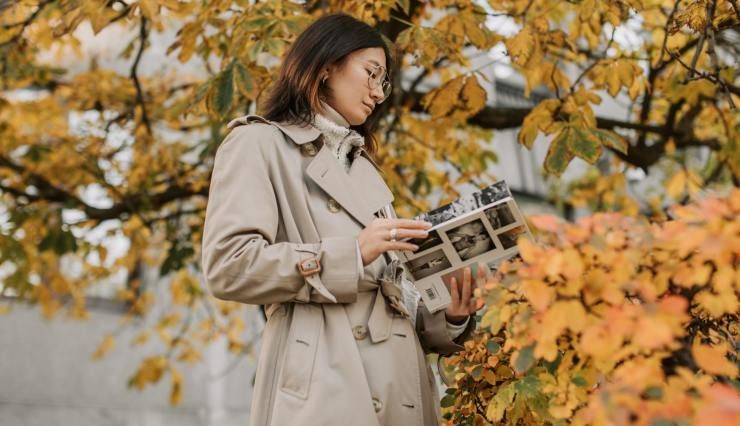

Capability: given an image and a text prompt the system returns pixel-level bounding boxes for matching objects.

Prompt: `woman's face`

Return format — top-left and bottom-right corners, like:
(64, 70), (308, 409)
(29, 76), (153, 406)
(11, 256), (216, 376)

(323, 47), (388, 126)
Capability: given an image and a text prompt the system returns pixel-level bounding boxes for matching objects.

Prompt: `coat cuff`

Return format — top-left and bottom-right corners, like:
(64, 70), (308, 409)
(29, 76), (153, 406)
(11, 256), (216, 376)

(315, 236), (360, 303)
(417, 306), (476, 356)
(446, 317), (470, 339)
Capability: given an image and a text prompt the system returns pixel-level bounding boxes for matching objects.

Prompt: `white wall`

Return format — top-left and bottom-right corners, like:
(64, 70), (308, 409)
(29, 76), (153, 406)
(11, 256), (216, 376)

(0, 297), (263, 426)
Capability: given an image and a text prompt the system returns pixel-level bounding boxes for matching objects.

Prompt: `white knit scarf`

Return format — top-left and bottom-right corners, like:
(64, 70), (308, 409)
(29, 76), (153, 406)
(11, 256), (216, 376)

(311, 102), (365, 172)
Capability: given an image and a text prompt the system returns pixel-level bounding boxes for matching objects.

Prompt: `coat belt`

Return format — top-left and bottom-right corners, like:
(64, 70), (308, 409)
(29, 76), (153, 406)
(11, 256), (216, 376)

(366, 256), (411, 343)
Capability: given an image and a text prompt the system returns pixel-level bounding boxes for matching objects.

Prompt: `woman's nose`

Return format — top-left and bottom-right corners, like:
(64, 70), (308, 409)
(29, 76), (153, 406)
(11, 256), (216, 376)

(369, 84), (384, 102)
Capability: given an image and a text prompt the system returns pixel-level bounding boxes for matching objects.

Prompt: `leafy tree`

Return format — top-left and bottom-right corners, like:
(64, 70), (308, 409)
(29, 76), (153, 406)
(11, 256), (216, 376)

(0, 0), (737, 410)
(441, 190), (739, 425)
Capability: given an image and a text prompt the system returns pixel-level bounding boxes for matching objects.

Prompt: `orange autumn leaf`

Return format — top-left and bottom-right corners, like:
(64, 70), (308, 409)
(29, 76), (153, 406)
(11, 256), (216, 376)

(692, 342), (738, 377)
(521, 279), (555, 312)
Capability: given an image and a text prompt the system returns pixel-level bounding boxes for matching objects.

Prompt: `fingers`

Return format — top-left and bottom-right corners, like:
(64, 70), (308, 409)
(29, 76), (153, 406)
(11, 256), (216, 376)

(460, 267), (472, 304)
(476, 262), (487, 282)
(387, 241), (419, 252)
(375, 218), (433, 230)
(449, 276), (460, 307)
(383, 228), (429, 241)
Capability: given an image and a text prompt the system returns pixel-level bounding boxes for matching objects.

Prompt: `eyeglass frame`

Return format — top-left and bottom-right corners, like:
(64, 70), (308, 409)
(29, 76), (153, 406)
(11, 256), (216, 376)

(365, 62), (392, 104)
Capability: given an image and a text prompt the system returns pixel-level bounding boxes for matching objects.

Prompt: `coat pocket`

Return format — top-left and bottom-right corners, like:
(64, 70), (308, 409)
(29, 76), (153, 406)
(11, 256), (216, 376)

(278, 303), (322, 400)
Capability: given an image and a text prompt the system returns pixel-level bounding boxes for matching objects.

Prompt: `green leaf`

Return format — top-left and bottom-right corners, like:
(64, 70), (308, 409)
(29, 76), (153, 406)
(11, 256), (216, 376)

(514, 373), (540, 396)
(479, 150), (498, 169)
(514, 345), (535, 374)
(571, 375), (587, 387)
(486, 340), (501, 354)
(515, 375), (550, 421)
(208, 63), (234, 117)
(242, 16), (272, 32)
(160, 240), (195, 276)
(189, 81), (210, 108)
(233, 61), (254, 99)
(644, 386), (663, 399)
(543, 352), (562, 374)
(486, 382), (516, 421)
(410, 171), (431, 195)
(39, 228), (78, 255)
(471, 365), (483, 380)
(570, 128), (603, 164)
(282, 17), (302, 34)
(544, 128), (575, 176)
(395, 27), (414, 49)
(440, 393), (456, 408)
(264, 38), (285, 56)
(248, 40), (264, 61)
(591, 128), (628, 154)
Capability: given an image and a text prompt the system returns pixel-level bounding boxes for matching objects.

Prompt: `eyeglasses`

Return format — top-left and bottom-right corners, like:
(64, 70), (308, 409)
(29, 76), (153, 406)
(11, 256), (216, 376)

(367, 63), (392, 104)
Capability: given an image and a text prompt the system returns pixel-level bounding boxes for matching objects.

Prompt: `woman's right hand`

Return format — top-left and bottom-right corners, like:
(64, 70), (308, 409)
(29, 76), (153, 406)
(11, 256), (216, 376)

(357, 218), (433, 266)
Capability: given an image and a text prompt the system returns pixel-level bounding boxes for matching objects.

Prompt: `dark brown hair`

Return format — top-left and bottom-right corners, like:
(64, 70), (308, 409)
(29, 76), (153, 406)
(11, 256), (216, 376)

(261, 13), (393, 155)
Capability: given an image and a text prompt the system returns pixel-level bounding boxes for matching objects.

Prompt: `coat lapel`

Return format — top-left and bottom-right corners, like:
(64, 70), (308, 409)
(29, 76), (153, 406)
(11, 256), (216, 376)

(305, 145), (393, 227)
(230, 114), (394, 227)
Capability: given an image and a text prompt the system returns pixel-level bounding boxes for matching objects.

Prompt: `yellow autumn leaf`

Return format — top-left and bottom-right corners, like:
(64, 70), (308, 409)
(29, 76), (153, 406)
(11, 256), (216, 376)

(517, 237), (540, 263)
(177, 346), (202, 364)
(505, 27), (535, 67)
(138, 0), (160, 20)
(129, 355), (168, 390)
(695, 289), (739, 318)
(422, 76), (464, 118)
(170, 367), (183, 405)
(92, 335), (115, 360)
(616, 60), (636, 88)
(521, 279), (555, 312)
(461, 75), (487, 116)
(692, 342), (738, 377)
(666, 170), (687, 199)
(131, 330), (151, 347)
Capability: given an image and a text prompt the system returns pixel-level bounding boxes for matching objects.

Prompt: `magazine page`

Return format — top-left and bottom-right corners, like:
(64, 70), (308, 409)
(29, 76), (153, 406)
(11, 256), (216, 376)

(400, 181), (533, 313)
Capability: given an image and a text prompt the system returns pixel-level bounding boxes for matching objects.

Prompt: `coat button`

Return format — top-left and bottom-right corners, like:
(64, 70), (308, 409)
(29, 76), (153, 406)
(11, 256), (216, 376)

(300, 143), (318, 157)
(327, 198), (341, 213)
(372, 397), (382, 413)
(352, 325), (368, 340)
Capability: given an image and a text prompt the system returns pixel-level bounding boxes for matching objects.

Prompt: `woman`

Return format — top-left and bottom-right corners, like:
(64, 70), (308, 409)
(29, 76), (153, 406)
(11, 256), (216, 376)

(202, 13), (484, 426)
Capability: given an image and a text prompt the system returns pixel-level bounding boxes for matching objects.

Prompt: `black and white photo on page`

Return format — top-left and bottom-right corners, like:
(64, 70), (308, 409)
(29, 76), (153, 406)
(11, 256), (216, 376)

(405, 229), (444, 253)
(446, 218), (496, 261)
(484, 201), (517, 230)
(497, 225), (527, 250)
(405, 249), (453, 281)
(414, 181), (511, 227)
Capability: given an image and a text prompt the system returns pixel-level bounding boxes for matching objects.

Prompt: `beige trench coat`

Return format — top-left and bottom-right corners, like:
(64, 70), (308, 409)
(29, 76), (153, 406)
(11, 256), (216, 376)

(202, 114), (475, 426)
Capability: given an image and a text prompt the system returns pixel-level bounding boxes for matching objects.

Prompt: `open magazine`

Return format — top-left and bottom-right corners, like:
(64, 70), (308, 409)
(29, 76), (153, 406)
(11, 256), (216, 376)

(398, 181), (532, 313)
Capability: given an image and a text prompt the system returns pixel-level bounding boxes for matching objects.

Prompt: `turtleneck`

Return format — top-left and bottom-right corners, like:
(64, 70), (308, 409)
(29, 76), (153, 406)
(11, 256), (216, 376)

(312, 101), (365, 172)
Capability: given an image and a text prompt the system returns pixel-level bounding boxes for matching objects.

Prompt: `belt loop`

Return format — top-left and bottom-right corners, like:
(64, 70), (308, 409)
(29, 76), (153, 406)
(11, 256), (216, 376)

(367, 287), (393, 343)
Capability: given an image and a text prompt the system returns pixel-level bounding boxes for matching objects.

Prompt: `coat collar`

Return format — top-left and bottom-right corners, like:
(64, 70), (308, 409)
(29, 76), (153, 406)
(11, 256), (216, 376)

(227, 114), (393, 227)
(227, 114), (321, 145)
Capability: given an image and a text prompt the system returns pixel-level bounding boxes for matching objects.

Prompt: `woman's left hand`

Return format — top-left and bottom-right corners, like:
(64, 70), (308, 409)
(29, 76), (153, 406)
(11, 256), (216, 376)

(444, 264), (487, 324)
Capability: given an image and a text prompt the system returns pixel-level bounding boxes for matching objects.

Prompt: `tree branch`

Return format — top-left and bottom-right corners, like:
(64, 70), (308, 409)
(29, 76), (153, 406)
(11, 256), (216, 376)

(131, 17), (152, 134)
(0, 154), (207, 223)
